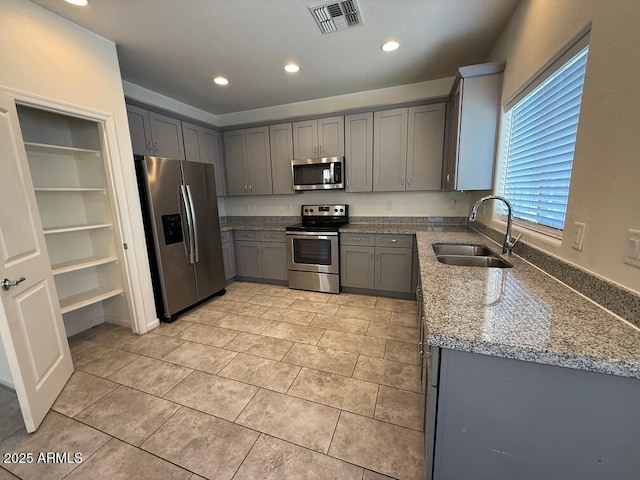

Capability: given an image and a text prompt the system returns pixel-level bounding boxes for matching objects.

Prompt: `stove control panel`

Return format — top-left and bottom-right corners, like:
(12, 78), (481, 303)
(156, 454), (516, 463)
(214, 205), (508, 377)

(301, 204), (347, 217)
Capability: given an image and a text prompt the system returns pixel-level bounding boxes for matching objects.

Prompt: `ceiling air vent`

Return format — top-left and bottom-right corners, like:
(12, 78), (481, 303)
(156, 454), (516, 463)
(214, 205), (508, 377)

(309, 0), (362, 34)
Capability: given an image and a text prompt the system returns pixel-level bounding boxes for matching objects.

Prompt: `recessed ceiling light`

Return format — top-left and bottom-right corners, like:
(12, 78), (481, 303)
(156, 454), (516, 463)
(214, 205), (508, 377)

(284, 63), (300, 73)
(65, 0), (88, 6)
(381, 40), (400, 52)
(213, 76), (229, 86)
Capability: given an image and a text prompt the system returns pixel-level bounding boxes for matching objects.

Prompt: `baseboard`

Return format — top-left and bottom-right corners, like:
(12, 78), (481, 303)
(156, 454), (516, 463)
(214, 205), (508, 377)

(341, 286), (415, 300)
(104, 316), (131, 328)
(234, 276), (287, 286)
(0, 373), (15, 390)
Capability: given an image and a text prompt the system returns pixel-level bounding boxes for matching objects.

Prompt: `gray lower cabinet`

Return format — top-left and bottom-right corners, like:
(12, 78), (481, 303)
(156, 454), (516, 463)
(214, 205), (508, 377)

(374, 246), (413, 293)
(236, 241), (262, 278)
(340, 233), (413, 294)
(340, 245), (375, 289)
(262, 242), (287, 281)
(221, 231), (236, 281)
(235, 231), (286, 281)
(429, 348), (640, 480)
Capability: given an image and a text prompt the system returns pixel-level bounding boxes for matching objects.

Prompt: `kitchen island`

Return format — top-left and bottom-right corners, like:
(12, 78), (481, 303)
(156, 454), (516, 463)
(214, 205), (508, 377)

(414, 229), (640, 480)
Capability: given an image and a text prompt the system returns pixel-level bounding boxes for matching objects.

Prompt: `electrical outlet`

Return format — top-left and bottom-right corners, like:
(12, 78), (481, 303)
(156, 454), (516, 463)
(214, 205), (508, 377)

(624, 229), (640, 268)
(571, 222), (586, 251)
(285, 203), (290, 212)
(385, 201), (392, 210)
(244, 203), (250, 212)
(449, 197), (456, 210)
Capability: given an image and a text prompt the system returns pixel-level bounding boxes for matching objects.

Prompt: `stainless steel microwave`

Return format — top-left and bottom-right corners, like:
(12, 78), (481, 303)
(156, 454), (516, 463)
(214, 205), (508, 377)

(291, 157), (344, 190)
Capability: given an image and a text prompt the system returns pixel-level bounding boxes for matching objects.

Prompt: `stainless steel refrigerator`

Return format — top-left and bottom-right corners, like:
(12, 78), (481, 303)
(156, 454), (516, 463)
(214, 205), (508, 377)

(136, 155), (225, 320)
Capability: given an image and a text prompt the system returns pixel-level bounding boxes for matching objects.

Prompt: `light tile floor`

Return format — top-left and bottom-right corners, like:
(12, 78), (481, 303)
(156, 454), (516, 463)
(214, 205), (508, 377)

(0, 281), (423, 480)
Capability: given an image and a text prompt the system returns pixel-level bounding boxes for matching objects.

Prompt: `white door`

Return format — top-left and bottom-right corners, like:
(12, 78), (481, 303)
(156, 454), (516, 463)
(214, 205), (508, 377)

(0, 92), (73, 432)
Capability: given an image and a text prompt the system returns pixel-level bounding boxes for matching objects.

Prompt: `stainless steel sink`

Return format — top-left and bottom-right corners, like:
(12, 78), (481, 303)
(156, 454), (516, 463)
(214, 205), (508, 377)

(435, 255), (512, 268)
(432, 243), (496, 257)
(432, 243), (513, 268)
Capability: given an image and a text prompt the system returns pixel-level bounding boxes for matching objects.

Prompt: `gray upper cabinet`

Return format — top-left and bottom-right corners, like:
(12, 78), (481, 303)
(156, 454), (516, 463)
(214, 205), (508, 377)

(223, 126), (272, 195)
(406, 104), (445, 191)
(183, 122), (227, 196)
(126, 105), (153, 155)
(293, 116), (344, 159)
(373, 105), (446, 192)
(269, 123), (294, 195)
(125, 104), (185, 160)
(443, 63), (504, 191)
(344, 112), (373, 192)
(148, 111), (185, 160)
(373, 108), (408, 192)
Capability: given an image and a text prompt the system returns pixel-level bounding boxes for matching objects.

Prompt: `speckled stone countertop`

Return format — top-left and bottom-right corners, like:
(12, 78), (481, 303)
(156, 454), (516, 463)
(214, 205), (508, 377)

(416, 230), (640, 379)
(220, 222), (293, 232)
(339, 224), (467, 234)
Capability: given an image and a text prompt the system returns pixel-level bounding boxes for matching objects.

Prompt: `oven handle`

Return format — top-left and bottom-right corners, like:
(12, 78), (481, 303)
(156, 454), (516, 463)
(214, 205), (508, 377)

(285, 231), (338, 237)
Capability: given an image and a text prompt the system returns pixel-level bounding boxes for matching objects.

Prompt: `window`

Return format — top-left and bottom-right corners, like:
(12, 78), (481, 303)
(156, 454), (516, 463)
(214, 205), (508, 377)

(495, 33), (589, 237)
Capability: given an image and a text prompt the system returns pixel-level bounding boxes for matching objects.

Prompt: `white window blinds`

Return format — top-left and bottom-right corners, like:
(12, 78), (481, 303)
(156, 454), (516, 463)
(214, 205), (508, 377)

(497, 39), (589, 234)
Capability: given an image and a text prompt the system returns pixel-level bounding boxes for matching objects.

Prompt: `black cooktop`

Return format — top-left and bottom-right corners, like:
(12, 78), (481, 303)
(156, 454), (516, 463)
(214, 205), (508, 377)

(285, 223), (343, 233)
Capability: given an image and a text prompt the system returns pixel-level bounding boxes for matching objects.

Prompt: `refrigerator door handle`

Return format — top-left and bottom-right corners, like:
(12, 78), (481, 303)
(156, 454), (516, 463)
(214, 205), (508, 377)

(186, 184), (199, 263)
(180, 185), (195, 264)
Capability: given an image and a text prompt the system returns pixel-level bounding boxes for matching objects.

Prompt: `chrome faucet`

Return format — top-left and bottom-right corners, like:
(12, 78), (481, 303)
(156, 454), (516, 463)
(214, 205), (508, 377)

(468, 195), (521, 255)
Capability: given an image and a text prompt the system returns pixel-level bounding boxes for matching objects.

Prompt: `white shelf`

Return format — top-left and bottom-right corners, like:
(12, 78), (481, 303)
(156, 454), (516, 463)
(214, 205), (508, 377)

(24, 142), (100, 155)
(43, 223), (112, 235)
(34, 187), (107, 193)
(59, 287), (123, 314)
(52, 256), (118, 275)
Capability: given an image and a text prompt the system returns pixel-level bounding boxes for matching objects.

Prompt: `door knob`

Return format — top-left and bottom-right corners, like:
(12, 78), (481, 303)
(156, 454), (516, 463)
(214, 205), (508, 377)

(2, 277), (25, 290)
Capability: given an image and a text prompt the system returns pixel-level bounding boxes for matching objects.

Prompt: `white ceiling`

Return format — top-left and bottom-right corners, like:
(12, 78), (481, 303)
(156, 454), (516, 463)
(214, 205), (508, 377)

(31, 0), (519, 115)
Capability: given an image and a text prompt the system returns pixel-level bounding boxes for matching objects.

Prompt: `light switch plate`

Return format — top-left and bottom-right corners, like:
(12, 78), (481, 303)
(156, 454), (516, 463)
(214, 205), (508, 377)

(624, 229), (640, 268)
(571, 222), (586, 251)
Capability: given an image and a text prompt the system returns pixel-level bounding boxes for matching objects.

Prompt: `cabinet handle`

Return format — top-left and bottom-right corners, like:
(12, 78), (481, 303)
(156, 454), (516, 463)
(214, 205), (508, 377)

(400, 176), (404, 186)
(313, 146), (317, 155)
(376, 254), (380, 262)
(390, 239), (397, 243)
(319, 145), (323, 154)
(146, 140), (153, 152)
(446, 173), (452, 182)
(244, 185), (247, 191)
(346, 179), (349, 187)
(154, 142), (159, 152)
(249, 184), (252, 192)
(370, 253), (373, 260)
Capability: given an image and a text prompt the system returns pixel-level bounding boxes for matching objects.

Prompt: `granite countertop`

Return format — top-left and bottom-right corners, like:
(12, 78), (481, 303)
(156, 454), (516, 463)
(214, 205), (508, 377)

(220, 221), (293, 232)
(339, 223), (467, 234)
(416, 230), (640, 379)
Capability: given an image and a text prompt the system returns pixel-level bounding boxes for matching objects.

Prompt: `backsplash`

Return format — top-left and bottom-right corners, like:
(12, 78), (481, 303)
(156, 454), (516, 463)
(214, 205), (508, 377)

(470, 222), (640, 327)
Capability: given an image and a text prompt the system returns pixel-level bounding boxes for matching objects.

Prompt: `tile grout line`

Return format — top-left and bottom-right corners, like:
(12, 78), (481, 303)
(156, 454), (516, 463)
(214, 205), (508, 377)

(326, 409), (342, 457)
(229, 431), (262, 480)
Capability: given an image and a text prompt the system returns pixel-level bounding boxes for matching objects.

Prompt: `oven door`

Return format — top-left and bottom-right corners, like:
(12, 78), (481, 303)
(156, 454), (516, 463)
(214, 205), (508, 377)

(286, 232), (339, 274)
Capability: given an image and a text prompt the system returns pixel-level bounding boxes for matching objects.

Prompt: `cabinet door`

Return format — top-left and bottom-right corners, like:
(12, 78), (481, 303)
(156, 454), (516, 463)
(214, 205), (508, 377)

(292, 120), (318, 159)
(235, 241), (262, 277)
(443, 83), (462, 190)
(126, 105), (153, 155)
(318, 116), (344, 157)
(182, 122), (202, 162)
(374, 247), (413, 293)
(148, 112), (185, 160)
(222, 240), (236, 281)
(262, 242), (287, 281)
(340, 245), (375, 289)
(200, 128), (226, 196)
(407, 104), (445, 191)
(223, 130), (247, 196)
(373, 108), (408, 192)
(245, 126), (272, 195)
(345, 113), (373, 192)
(269, 123), (294, 195)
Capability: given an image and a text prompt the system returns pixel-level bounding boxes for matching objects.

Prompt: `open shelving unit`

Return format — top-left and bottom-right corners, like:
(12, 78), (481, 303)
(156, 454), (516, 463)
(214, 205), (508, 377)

(18, 106), (130, 336)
